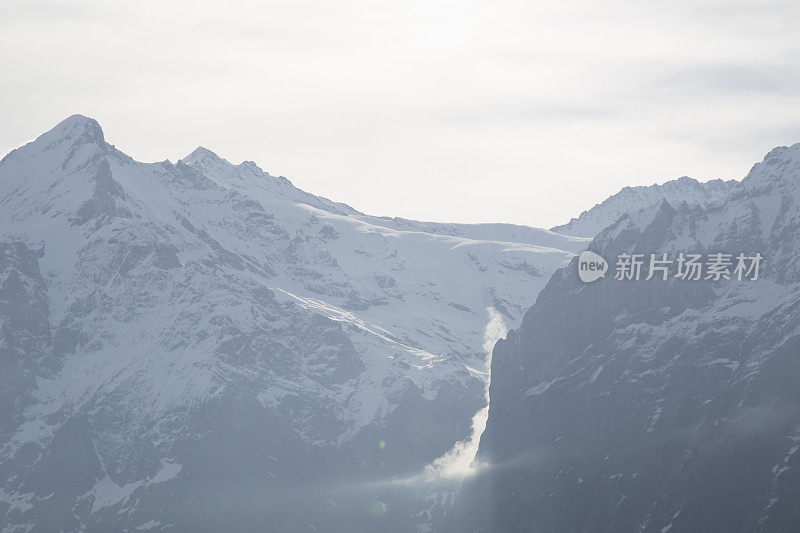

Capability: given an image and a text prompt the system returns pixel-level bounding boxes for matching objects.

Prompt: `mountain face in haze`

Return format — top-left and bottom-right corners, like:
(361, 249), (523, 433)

(552, 176), (737, 238)
(0, 115), (587, 532)
(450, 144), (800, 532)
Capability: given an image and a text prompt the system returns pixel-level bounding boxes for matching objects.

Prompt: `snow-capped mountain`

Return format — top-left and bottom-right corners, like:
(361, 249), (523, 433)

(551, 175), (737, 238)
(0, 115), (587, 532)
(450, 144), (800, 531)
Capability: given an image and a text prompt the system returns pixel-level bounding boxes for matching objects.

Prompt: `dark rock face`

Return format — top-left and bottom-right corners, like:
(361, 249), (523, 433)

(450, 146), (800, 532)
(0, 241), (51, 441)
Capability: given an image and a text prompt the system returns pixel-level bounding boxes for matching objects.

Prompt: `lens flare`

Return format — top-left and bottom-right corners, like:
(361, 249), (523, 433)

(368, 500), (388, 516)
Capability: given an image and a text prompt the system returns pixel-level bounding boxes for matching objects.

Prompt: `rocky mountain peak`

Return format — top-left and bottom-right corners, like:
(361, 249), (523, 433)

(181, 145), (223, 165)
(743, 142), (800, 194)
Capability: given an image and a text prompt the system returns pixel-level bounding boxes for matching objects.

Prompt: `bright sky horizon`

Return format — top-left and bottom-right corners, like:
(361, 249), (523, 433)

(2, 0), (800, 228)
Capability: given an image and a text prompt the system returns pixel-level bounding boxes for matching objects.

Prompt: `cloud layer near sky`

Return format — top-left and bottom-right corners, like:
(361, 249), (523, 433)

(2, 0), (799, 228)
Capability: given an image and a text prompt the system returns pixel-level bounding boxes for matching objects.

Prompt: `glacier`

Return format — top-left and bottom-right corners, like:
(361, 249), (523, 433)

(0, 115), (587, 531)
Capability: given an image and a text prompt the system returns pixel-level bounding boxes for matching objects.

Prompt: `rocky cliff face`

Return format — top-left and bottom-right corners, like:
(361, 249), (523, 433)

(451, 144), (800, 532)
(0, 116), (587, 531)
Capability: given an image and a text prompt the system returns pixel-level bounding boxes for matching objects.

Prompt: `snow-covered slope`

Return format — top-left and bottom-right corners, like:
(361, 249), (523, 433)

(552, 176), (737, 238)
(0, 115), (587, 531)
(450, 143), (800, 532)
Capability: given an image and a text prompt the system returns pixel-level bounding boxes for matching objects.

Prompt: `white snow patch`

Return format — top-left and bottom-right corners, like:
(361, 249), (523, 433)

(0, 489), (34, 514)
(589, 364), (604, 383)
(91, 476), (143, 514)
(149, 462), (182, 485)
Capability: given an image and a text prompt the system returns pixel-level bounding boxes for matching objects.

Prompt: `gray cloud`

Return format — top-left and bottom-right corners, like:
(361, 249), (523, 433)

(1, 0), (799, 228)
(657, 63), (800, 97)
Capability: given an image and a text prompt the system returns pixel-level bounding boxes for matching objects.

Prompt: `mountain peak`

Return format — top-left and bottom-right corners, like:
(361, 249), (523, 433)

(50, 114), (105, 145)
(552, 175), (738, 238)
(0, 114), (107, 168)
(743, 141), (800, 193)
(182, 146), (224, 165)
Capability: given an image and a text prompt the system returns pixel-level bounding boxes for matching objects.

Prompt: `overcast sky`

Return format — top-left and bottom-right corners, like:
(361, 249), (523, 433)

(2, 0), (800, 228)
